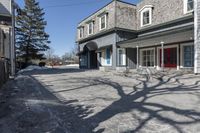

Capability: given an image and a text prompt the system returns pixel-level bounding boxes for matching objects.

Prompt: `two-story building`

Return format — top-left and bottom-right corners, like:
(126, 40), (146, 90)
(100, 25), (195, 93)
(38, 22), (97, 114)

(76, 0), (137, 70)
(77, 0), (199, 73)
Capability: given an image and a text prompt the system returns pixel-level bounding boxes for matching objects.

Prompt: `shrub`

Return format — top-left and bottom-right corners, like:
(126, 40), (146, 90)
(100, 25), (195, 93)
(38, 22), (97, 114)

(39, 62), (46, 67)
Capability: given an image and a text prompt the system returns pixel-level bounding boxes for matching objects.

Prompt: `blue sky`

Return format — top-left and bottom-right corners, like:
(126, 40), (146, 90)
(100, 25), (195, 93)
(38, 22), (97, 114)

(16, 0), (139, 57)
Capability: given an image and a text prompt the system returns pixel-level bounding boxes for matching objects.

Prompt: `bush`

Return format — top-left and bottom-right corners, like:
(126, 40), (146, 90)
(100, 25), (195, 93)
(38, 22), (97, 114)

(39, 62), (46, 67)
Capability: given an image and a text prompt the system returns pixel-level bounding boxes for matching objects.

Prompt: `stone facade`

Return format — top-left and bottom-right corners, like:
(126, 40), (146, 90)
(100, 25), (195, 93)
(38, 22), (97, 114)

(76, 1), (137, 41)
(136, 0), (191, 30)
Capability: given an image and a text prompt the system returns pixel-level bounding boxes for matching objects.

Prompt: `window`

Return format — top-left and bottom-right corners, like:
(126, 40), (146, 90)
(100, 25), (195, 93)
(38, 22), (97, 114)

(141, 49), (154, 67)
(88, 22), (94, 35)
(183, 45), (194, 67)
(184, 0), (194, 13)
(79, 27), (84, 39)
(140, 7), (152, 27)
(99, 14), (107, 30)
(106, 48), (110, 65)
(118, 48), (126, 66)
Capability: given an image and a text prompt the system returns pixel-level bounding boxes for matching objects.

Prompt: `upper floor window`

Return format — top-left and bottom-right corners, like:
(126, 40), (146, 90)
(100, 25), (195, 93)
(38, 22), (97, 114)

(140, 6), (152, 27)
(79, 27), (84, 39)
(99, 14), (107, 30)
(88, 21), (94, 35)
(184, 0), (194, 13)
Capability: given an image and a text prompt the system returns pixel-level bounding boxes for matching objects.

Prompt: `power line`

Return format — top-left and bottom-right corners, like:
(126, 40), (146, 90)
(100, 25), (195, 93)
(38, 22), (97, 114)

(44, 0), (108, 8)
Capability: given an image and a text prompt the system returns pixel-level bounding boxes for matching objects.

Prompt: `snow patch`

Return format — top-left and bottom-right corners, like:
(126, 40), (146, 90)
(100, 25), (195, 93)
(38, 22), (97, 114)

(18, 65), (48, 73)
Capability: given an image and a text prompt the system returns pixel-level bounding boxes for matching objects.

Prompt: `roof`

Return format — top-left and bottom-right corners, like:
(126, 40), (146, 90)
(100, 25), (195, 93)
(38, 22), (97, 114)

(78, 0), (136, 24)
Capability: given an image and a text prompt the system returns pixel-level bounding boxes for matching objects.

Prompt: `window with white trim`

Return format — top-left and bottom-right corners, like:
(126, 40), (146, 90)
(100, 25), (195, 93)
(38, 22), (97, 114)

(117, 48), (126, 66)
(183, 45), (194, 67)
(184, 0), (194, 13)
(99, 14), (107, 30)
(88, 22), (94, 35)
(79, 27), (84, 39)
(141, 49), (155, 67)
(140, 8), (152, 27)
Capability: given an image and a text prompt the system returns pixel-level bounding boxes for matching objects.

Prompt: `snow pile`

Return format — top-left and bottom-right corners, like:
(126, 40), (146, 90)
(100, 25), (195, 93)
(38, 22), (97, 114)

(66, 64), (79, 67)
(18, 65), (48, 73)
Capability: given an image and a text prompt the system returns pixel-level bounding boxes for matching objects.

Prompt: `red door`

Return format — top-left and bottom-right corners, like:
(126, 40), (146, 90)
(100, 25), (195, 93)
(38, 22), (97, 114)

(160, 48), (177, 68)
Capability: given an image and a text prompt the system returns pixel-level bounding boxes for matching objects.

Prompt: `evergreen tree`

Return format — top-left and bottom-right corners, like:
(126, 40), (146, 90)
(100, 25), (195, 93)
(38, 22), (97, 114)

(16, 0), (50, 65)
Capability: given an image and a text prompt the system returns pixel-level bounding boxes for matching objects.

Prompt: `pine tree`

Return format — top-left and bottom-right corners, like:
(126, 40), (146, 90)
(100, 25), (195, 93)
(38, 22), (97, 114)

(16, 0), (50, 65)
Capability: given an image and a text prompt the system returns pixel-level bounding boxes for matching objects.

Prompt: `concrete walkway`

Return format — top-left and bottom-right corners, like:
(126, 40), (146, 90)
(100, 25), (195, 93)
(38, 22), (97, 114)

(0, 67), (200, 133)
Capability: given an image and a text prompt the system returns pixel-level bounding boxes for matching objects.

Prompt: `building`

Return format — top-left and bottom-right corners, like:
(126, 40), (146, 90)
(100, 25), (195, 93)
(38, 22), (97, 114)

(76, 0), (199, 73)
(0, 0), (18, 87)
(76, 0), (137, 70)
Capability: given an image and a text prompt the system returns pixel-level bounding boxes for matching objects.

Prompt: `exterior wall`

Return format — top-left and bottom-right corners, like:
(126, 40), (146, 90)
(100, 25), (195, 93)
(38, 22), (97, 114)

(116, 31), (137, 42)
(77, 1), (137, 41)
(77, 1), (115, 41)
(0, 0), (11, 16)
(79, 33), (116, 52)
(115, 1), (137, 30)
(194, 0), (200, 73)
(137, 0), (192, 30)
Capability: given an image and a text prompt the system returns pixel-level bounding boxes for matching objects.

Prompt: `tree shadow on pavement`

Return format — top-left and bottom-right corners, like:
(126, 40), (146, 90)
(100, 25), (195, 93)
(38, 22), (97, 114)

(48, 72), (200, 133)
(8, 70), (200, 133)
(81, 73), (200, 133)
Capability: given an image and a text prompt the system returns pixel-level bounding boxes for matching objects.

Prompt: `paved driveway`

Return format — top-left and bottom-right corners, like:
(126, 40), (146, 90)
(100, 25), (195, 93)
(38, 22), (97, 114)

(1, 67), (200, 133)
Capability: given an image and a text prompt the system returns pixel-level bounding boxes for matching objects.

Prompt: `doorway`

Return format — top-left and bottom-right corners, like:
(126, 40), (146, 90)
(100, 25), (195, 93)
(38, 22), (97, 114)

(160, 47), (177, 68)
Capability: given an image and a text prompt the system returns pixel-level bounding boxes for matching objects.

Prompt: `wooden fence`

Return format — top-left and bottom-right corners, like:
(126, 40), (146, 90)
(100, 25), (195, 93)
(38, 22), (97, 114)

(0, 60), (9, 88)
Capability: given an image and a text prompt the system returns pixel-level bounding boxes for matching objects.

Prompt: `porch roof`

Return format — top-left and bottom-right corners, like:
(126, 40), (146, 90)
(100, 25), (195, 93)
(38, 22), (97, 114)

(117, 23), (194, 48)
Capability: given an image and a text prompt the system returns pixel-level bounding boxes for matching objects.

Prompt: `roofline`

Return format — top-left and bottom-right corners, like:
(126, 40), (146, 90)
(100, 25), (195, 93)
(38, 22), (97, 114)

(78, 0), (136, 25)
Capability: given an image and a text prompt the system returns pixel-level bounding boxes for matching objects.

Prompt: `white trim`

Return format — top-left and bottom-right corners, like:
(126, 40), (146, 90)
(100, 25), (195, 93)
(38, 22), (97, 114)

(79, 27), (84, 39)
(157, 45), (179, 70)
(183, 0), (194, 14)
(87, 21), (94, 35)
(140, 7), (152, 27)
(99, 14), (107, 31)
(138, 5), (153, 12)
(180, 42), (194, 68)
(117, 48), (126, 66)
(139, 47), (156, 68)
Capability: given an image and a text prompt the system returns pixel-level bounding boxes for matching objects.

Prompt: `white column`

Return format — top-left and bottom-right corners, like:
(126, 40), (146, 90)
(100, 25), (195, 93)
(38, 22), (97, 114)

(194, 0), (200, 74)
(161, 42), (164, 71)
(136, 46), (139, 68)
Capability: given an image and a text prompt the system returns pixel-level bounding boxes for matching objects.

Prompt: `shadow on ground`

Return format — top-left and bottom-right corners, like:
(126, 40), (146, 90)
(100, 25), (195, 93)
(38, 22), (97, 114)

(1, 69), (200, 133)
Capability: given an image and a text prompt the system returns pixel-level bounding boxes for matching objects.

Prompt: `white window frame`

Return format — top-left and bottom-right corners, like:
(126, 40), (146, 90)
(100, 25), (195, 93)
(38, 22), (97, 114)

(99, 14), (107, 31)
(140, 48), (155, 67)
(79, 27), (84, 39)
(180, 43), (194, 68)
(140, 6), (152, 27)
(117, 48), (126, 66)
(183, 0), (194, 14)
(87, 21), (94, 35)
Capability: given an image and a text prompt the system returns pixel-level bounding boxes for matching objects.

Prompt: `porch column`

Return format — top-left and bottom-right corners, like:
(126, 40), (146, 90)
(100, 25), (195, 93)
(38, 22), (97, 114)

(161, 42), (164, 71)
(194, 0), (200, 74)
(136, 46), (139, 69)
(112, 44), (117, 69)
